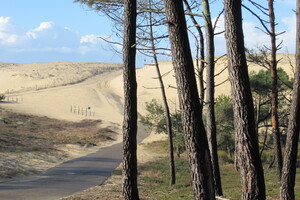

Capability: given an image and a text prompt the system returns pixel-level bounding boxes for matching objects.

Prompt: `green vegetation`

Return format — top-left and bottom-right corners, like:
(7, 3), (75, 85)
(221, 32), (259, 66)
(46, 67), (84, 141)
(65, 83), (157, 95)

(140, 99), (166, 134)
(250, 68), (293, 131)
(138, 140), (300, 200)
(138, 140), (192, 200)
(140, 99), (185, 156)
(139, 73), (297, 198)
(139, 94), (299, 199)
(215, 95), (235, 159)
(139, 157), (193, 200)
(249, 67), (293, 95)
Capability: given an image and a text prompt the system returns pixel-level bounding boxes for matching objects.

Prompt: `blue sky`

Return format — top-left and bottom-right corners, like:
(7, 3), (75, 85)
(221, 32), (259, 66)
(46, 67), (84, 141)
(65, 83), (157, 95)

(0, 0), (297, 67)
(0, 0), (122, 64)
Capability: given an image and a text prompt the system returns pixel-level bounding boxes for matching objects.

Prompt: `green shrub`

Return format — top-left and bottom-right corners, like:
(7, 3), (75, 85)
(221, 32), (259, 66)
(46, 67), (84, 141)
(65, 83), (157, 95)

(173, 132), (185, 157)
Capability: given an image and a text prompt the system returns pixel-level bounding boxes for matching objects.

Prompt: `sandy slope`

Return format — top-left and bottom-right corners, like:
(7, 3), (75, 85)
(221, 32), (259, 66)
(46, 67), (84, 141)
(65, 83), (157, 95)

(0, 62), (124, 124)
(0, 54), (295, 122)
(133, 54), (295, 116)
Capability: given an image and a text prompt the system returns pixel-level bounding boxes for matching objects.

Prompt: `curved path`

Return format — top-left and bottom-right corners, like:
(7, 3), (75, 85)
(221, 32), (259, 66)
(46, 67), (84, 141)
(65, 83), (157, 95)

(0, 67), (150, 200)
(0, 124), (148, 200)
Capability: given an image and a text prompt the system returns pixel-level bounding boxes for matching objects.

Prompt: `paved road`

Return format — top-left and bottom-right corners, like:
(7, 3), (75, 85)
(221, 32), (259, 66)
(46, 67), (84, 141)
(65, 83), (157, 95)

(0, 124), (149, 200)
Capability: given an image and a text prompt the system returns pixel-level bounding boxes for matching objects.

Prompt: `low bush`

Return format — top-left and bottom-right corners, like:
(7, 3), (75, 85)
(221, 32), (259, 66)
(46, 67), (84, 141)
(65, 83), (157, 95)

(0, 94), (5, 101)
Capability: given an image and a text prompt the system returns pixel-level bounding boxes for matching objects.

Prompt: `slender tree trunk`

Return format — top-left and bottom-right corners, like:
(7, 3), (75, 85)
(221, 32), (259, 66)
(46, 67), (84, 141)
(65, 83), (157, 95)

(268, 0), (283, 181)
(255, 95), (261, 138)
(202, 0), (223, 196)
(183, 0), (205, 113)
(122, 0), (139, 199)
(198, 47), (205, 113)
(163, 0), (215, 199)
(280, 1), (300, 199)
(148, 0), (176, 185)
(224, 0), (266, 199)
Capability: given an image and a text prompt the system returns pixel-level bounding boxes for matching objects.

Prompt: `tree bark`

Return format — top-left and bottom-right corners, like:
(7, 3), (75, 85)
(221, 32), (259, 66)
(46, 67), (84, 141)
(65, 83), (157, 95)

(163, 0), (215, 199)
(148, 0), (176, 185)
(224, 0), (266, 199)
(122, 0), (139, 199)
(202, 0), (223, 196)
(182, 0), (205, 113)
(280, 1), (300, 199)
(268, 0), (283, 181)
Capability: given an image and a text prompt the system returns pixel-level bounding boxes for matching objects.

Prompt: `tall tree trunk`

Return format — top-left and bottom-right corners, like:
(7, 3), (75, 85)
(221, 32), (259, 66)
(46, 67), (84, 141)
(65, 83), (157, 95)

(182, 0), (205, 113)
(268, 0), (283, 181)
(224, 0), (266, 199)
(148, 0), (176, 185)
(202, 0), (223, 196)
(122, 0), (139, 199)
(280, 1), (300, 199)
(163, 0), (215, 199)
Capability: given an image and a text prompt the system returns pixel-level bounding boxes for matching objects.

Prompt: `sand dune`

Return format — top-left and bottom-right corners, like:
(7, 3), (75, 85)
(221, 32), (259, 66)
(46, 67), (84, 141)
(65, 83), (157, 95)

(0, 62), (122, 94)
(135, 54), (295, 115)
(0, 54), (295, 123)
(0, 62), (123, 124)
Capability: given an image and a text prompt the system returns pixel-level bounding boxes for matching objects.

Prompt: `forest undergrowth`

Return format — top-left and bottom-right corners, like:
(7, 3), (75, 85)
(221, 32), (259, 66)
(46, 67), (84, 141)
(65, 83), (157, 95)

(138, 140), (300, 200)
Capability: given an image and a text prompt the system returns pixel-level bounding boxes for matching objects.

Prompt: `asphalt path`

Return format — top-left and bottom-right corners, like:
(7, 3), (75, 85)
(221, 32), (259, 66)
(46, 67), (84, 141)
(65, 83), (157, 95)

(0, 124), (149, 200)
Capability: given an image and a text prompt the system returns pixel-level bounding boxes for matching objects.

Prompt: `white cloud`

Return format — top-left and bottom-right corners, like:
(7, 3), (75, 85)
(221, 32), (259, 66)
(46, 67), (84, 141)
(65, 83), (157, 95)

(0, 17), (13, 31)
(0, 32), (18, 44)
(0, 17), (22, 45)
(243, 21), (270, 49)
(0, 16), (120, 63)
(80, 34), (100, 44)
(25, 21), (80, 46)
(26, 21), (55, 39)
(36, 21), (54, 31)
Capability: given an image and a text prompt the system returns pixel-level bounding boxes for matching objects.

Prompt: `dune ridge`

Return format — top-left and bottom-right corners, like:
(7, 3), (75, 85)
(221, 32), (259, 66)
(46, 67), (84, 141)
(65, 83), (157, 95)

(0, 54), (295, 121)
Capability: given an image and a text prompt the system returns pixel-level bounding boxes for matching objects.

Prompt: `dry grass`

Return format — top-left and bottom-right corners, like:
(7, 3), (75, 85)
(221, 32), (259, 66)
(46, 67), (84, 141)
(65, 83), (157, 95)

(0, 108), (118, 152)
(0, 107), (119, 180)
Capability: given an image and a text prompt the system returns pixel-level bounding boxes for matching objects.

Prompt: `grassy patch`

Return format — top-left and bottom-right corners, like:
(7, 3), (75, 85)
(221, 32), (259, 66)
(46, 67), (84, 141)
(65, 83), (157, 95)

(138, 140), (192, 200)
(139, 157), (193, 200)
(143, 139), (169, 154)
(138, 140), (300, 200)
(0, 108), (118, 153)
(219, 165), (240, 199)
